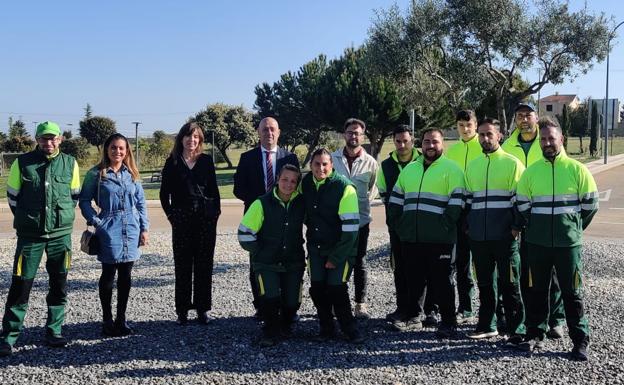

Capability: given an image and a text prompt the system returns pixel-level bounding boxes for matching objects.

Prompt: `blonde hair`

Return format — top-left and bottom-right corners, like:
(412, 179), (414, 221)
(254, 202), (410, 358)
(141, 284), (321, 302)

(97, 133), (140, 181)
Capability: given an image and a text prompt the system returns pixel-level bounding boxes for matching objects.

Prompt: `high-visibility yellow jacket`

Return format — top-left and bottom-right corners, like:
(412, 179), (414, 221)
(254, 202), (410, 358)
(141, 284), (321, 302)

(387, 155), (465, 244)
(464, 147), (525, 241)
(446, 134), (482, 172)
(377, 148), (420, 205)
(516, 151), (598, 247)
(238, 187), (305, 272)
(301, 170), (359, 265)
(501, 128), (542, 167)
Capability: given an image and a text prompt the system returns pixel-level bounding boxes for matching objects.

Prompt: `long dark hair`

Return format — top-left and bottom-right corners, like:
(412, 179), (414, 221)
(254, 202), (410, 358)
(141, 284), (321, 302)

(170, 122), (205, 164)
(97, 133), (140, 181)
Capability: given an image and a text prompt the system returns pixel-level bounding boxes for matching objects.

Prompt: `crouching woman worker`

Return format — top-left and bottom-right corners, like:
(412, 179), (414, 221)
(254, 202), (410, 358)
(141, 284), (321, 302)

(79, 133), (149, 337)
(302, 148), (364, 344)
(238, 164), (305, 347)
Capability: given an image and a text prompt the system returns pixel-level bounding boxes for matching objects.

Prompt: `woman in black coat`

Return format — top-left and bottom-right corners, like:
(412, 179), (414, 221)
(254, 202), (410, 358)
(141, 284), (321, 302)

(160, 122), (220, 325)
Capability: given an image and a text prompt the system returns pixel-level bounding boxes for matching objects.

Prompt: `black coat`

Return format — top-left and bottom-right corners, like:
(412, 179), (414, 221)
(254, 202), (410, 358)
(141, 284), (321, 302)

(233, 147), (299, 212)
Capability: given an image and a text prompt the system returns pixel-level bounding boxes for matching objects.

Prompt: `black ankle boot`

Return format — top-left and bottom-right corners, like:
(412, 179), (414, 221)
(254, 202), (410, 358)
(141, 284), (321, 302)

(115, 318), (133, 336)
(102, 320), (119, 337)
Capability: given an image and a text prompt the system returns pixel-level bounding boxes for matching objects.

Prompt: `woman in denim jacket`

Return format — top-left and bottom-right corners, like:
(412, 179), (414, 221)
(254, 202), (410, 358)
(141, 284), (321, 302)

(79, 133), (149, 337)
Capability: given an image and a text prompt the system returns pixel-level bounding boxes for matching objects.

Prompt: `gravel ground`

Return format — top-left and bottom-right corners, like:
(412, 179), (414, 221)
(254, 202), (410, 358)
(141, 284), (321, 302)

(0, 231), (622, 385)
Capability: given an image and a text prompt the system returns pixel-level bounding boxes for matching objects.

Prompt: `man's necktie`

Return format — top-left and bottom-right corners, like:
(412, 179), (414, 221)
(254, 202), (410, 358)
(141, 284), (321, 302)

(265, 151), (274, 191)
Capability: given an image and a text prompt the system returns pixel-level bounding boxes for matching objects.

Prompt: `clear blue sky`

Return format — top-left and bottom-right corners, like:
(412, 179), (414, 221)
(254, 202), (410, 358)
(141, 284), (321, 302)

(1, 0), (621, 137)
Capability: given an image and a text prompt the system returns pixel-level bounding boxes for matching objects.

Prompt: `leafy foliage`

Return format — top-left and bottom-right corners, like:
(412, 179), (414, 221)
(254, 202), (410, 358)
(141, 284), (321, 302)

(60, 137), (90, 163)
(192, 103), (256, 168)
(79, 116), (117, 151)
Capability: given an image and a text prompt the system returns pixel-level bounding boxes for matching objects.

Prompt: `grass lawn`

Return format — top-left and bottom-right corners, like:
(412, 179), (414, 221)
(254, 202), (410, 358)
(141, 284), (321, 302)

(1, 137), (622, 201)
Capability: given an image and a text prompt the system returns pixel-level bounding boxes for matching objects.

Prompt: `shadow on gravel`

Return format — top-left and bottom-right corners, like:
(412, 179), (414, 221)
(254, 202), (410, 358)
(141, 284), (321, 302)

(0, 315), (530, 378)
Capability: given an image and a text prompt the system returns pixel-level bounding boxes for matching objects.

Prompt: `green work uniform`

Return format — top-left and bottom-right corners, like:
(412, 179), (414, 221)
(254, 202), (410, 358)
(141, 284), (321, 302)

(302, 170), (359, 337)
(238, 187), (305, 337)
(503, 128), (565, 329)
(2, 148), (80, 346)
(377, 148), (420, 316)
(464, 147), (526, 335)
(516, 151), (598, 343)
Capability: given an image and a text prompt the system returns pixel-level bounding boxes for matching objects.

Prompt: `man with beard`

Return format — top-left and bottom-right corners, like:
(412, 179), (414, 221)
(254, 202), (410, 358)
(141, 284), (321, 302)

(502, 103), (565, 339)
(517, 117), (598, 361)
(463, 118), (526, 344)
(331, 118), (378, 319)
(388, 128), (465, 338)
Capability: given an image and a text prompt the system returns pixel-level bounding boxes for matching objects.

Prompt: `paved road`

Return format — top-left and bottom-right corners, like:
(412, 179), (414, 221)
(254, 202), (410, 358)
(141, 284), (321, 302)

(0, 165), (622, 240)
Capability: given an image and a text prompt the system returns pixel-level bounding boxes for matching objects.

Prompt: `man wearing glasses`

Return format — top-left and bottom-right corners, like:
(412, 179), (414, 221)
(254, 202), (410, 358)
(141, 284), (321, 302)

(0, 122), (81, 357)
(331, 118), (379, 319)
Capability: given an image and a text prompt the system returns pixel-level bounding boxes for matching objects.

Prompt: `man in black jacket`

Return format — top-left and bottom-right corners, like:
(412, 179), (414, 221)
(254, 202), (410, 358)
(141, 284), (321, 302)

(234, 117), (299, 315)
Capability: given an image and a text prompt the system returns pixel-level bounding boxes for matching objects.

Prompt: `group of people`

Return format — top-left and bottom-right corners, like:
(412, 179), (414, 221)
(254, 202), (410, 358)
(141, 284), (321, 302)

(234, 106), (598, 362)
(0, 102), (598, 363)
(0, 121), (221, 357)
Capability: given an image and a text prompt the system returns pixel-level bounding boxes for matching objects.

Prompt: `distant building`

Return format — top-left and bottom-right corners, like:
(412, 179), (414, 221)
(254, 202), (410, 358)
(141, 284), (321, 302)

(538, 93), (580, 118)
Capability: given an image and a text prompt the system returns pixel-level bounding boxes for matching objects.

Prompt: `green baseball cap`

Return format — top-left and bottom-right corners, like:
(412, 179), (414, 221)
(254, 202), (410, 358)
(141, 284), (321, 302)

(36, 121), (61, 137)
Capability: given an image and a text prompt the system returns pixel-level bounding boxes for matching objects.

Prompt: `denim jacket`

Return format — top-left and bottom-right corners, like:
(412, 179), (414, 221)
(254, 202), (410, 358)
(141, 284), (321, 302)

(79, 165), (149, 264)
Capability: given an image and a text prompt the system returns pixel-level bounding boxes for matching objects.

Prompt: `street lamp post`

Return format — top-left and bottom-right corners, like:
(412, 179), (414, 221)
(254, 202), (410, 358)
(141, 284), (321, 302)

(132, 122), (142, 168)
(603, 21), (624, 165)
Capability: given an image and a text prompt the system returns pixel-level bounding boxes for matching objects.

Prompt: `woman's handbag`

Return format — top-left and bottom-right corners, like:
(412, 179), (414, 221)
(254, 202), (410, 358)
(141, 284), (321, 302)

(80, 174), (101, 255)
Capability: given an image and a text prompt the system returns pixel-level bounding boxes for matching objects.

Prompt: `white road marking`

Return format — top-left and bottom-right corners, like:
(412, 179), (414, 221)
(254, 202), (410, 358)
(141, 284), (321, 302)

(594, 221), (624, 225)
(599, 189), (612, 202)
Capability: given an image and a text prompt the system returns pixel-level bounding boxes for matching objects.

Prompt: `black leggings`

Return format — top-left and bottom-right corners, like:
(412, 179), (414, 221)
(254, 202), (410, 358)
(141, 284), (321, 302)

(99, 262), (134, 322)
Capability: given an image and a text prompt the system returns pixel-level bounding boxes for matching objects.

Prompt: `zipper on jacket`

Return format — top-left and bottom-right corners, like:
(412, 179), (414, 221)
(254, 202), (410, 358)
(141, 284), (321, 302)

(551, 160), (555, 248)
(415, 163), (428, 241)
(484, 154), (491, 240)
(464, 144), (469, 172)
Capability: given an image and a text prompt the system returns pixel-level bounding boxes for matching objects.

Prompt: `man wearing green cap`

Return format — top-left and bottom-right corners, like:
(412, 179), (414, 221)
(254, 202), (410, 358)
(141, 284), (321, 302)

(0, 121), (81, 357)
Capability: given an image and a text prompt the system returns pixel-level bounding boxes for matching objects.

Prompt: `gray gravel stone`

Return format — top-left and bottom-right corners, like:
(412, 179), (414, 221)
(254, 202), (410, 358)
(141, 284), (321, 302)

(0, 232), (621, 384)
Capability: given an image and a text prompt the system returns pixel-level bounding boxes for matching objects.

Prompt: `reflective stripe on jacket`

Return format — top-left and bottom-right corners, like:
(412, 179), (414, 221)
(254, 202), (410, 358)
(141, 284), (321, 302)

(388, 155), (465, 244)
(464, 148), (525, 241)
(516, 152), (598, 247)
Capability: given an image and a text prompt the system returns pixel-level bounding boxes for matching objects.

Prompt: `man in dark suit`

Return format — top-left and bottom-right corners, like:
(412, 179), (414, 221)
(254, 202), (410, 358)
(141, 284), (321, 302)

(234, 117), (299, 315)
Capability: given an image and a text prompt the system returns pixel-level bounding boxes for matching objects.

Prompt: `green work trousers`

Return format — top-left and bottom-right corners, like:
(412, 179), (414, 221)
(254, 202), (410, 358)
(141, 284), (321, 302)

(254, 268), (304, 309)
(470, 239), (525, 335)
(307, 250), (356, 335)
(525, 243), (588, 343)
(1, 234), (72, 346)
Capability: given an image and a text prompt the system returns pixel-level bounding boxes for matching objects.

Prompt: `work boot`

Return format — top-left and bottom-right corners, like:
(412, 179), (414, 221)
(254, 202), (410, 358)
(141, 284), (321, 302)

(102, 320), (119, 337)
(114, 318), (133, 336)
(280, 307), (298, 338)
(197, 311), (214, 325)
(44, 332), (68, 348)
(467, 329), (499, 339)
(570, 340), (589, 361)
(176, 312), (188, 326)
(436, 324), (457, 339)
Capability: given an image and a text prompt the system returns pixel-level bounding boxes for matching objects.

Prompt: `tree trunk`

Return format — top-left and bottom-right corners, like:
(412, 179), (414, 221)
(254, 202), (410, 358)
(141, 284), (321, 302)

(218, 146), (233, 168)
(301, 130), (322, 169)
(579, 136), (584, 154)
(369, 134), (385, 160)
(496, 92), (509, 135)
